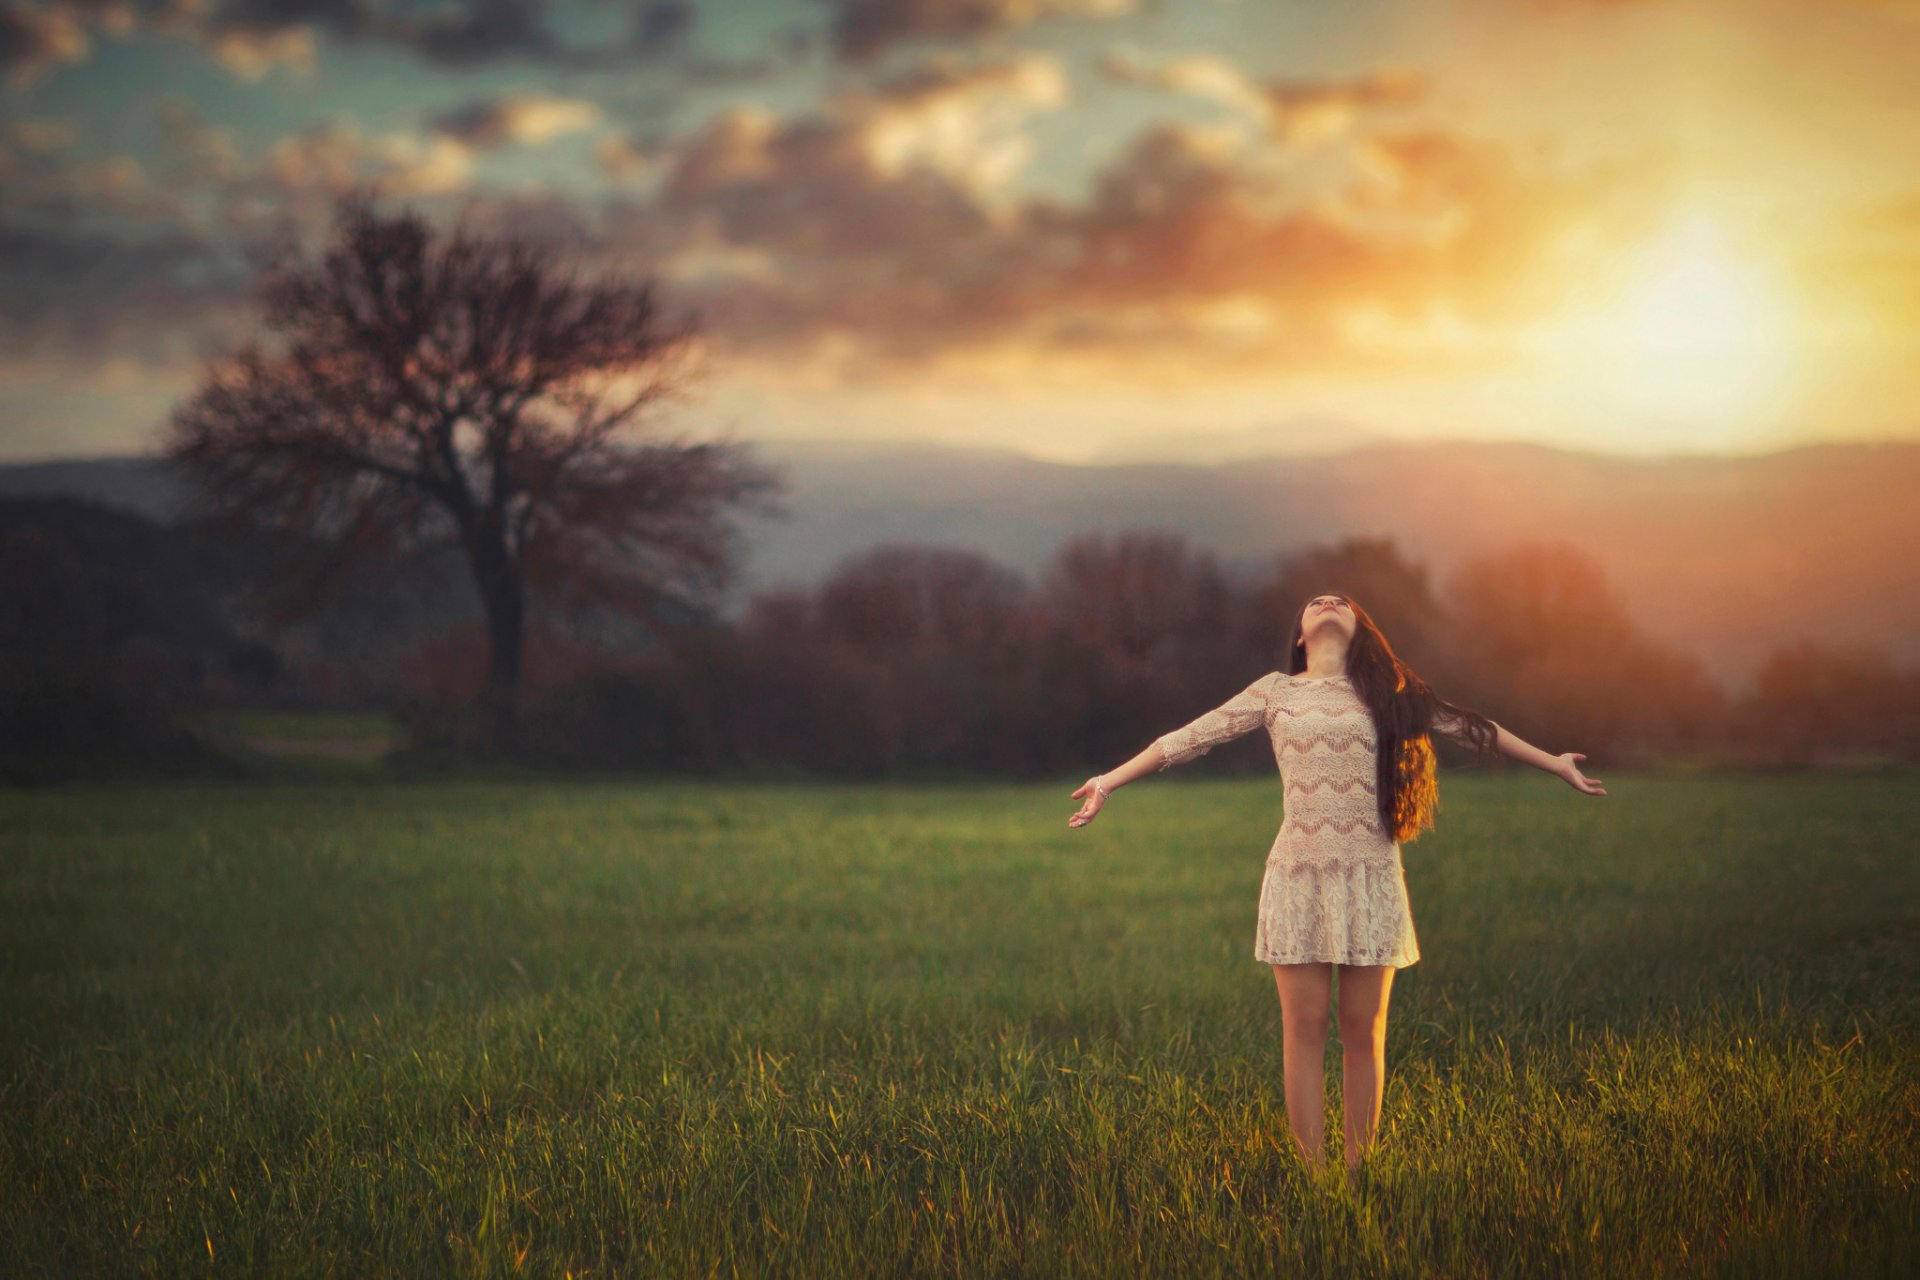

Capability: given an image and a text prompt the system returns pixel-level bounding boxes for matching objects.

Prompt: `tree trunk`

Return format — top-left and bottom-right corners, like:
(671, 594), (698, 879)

(470, 540), (525, 748)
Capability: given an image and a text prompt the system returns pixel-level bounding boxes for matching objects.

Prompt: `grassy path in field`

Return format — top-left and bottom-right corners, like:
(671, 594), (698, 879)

(2, 771), (1914, 1276)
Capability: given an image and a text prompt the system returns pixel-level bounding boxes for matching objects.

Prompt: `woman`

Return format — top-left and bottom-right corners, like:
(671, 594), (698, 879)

(1066, 591), (1606, 1185)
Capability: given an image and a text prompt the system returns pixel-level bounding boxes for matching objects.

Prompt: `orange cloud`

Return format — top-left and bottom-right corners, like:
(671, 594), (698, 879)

(1100, 47), (1428, 149)
(828, 0), (1139, 63)
(611, 60), (1667, 392)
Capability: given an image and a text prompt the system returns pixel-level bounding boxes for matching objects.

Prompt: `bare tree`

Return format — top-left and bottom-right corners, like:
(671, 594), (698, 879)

(816, 544), (1030, 659)
(164, 185), (786, 739)
(1040, 530), (1235, 673)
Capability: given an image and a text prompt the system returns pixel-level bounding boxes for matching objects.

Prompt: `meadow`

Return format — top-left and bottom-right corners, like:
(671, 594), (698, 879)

(2, 766), (1914, 1277)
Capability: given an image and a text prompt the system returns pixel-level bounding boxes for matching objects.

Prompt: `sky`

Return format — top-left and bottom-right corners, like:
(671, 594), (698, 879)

(2, 0), (1917, 465)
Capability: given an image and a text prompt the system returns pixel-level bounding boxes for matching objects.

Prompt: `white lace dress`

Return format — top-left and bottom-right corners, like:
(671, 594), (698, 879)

(1153, 670), (1453, 969)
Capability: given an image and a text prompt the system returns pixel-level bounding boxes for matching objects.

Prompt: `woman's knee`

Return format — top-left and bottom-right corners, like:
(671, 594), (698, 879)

(1283, 1010), (1330, 1045)
(1344, 1013), (1390, 1043)
(1280, 995), (1331, 1043)
(1338, 1008), (1388, 1048)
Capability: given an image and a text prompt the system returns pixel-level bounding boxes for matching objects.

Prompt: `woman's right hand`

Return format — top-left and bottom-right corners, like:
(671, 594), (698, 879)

(1068, 776), (1110, 828)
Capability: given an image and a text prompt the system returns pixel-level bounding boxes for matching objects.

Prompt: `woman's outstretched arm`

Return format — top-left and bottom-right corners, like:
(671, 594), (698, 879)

(1439, 709), (1606, 796)
(1069, 673), (1278, 827)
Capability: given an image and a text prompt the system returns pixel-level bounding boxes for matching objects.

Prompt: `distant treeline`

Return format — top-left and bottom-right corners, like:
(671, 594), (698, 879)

(461, 535), (1914, 774)
(7, 494), (1912, 776)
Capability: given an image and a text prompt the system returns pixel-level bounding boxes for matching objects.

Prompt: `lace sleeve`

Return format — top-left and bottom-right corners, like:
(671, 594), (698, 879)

(1154, 673), (1276, 771)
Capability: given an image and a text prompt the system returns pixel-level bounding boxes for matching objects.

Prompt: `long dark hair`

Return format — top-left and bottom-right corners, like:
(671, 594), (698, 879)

(1282, 591), (1498, 843)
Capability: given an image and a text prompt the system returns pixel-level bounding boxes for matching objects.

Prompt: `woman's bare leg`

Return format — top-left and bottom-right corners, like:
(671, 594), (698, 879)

(1272, 962), (1333, 1173)
(1336, 962), (1395, 1177)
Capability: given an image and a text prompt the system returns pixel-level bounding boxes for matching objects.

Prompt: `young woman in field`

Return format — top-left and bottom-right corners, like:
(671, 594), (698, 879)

(1065, 592), (1607, 1185)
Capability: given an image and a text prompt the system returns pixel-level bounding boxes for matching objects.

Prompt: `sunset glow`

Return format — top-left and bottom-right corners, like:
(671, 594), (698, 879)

(0, 0), (1914, 461)
(1519, 208), (1808, 442)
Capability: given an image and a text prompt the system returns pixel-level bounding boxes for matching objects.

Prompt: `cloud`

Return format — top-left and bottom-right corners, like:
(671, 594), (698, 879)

(2, 31), (1671, 405)
(604, 58), (1668, 387)
(5, 116), (81, 153)
(630, 0), (693, 54)
(577, 50), (1075, 362)
(2, 0), (767, 86)
(0, 221), (250, 380)
(263, 119), (473, 197)
(657, 48), (1069, 215)
(203, 19), (319, 79)
(394, 0), (558, 68)
(826, 0), (1139, 65)
(1100, 46), (1428, 147)
(0, 119), (187, 222)
(0, 3), (94, 90)
(0, 101), (488, 381)
(443, 184), (600, 252)
(192, 0), (562, 72)
(432, 94), (604, 148)
(191, 0), (374, 78)
(1097, 47), (1268, 116)
(2, 102), (476, 257)
(595, 131), (661, 182)
(152, 94), (243, 182)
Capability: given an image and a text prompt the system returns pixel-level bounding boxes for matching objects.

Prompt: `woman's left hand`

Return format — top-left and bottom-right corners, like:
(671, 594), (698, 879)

(1557, 753), (1606, 796)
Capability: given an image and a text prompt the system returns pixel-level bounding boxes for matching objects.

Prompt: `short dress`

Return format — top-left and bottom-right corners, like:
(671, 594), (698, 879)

(1153, 670), (1463, 969)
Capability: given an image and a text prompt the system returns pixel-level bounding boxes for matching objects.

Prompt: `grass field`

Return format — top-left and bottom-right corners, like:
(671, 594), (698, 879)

(2, 768), (1915, 1276)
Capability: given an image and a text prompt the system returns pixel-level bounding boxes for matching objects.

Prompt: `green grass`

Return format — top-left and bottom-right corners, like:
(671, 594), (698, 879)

(2, 770), (1914, 1277)
(185, 708), (403, 745)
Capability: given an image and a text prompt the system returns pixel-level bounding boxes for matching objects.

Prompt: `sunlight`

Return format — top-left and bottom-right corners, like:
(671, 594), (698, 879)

(1522, 207), (1806, 443)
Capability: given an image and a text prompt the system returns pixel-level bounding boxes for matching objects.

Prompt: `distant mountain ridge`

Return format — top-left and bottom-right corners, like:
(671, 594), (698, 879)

(5, 437), (1916, 690)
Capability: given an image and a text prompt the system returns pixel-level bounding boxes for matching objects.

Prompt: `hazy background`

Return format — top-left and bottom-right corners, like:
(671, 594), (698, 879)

(4, 0), (1918, 774)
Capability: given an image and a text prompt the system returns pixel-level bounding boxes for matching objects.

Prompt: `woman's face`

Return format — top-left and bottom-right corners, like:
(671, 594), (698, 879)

(1300, 594), (1356, 647)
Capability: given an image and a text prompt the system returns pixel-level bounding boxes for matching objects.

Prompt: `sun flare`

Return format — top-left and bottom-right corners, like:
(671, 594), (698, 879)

(1523, 208), (1806, 442)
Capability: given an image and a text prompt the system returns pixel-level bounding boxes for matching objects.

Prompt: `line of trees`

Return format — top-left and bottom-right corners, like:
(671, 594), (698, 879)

(9, 497), (1916, 776)
(384, 531), (1920, 775)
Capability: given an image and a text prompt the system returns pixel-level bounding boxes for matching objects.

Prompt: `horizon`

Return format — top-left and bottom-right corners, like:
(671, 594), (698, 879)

(7, 428), (1920, 474)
